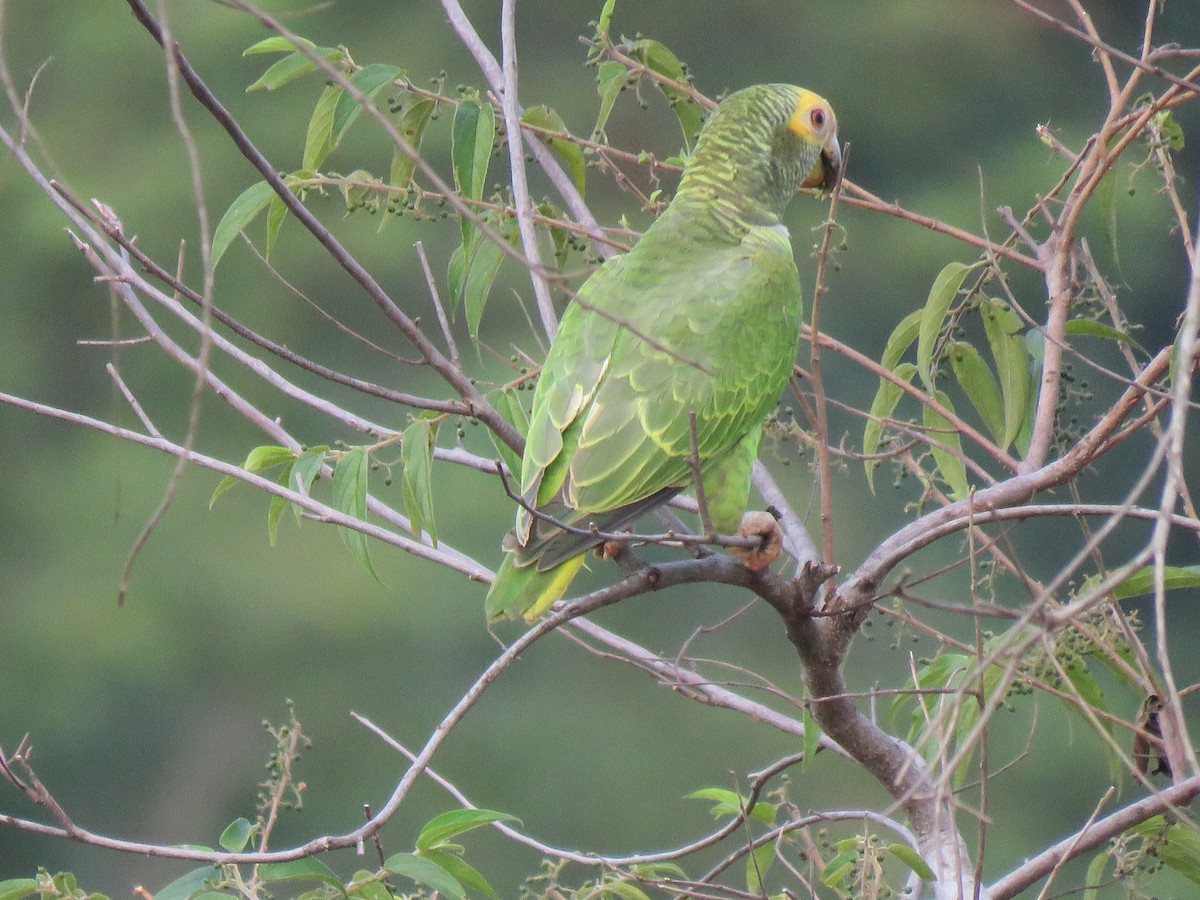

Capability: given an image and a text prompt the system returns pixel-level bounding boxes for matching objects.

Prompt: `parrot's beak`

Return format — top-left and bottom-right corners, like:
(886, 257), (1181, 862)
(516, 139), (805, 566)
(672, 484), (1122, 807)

(802, 134), (842, 192)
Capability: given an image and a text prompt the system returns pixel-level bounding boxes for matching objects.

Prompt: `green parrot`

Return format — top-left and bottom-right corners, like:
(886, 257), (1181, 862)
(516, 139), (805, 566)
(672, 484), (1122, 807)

(486, 83), (841, 621)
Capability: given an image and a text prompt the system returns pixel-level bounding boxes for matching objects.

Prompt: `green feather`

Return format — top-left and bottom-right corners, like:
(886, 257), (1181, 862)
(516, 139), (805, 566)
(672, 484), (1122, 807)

(486, 84), (839, 620)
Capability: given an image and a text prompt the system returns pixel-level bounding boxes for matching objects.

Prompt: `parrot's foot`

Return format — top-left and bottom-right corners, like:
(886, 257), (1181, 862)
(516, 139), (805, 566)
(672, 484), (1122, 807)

(730, 511), (783, 571)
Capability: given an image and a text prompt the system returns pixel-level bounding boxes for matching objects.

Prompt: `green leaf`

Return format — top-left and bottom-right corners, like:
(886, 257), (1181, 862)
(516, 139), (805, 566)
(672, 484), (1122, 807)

(948, 341), (1004, 444)
(596, 0), (617, 36)
(630, 39), (703, 151)
(210, 444), (295, 508)
(1063, 657), (1109, 734)
(451, 97), (495, 245)
(1133, 818), (1200, 885)
(347, 871), (391, 900)
(745, 841), (774, 894)
(383, 854), (464, 900)
(463, 219), (517, 336)
(419, 850), (500, 900)
(1064, 318), (1147, 354)
(332, 447), (379, 580)
(522, 105), (586, 195)
(1083, 851), (1108, 900)
(917, 262), (971, 391)
(591, 882), (650, 900)
(212, 180), (276, 270)
(152, 867), (221, 900)
(1111, 564), (1200, 599)
(447, 238), (469, 315)
(243, 36), (315, 56)
(981, 299), (1031, 452)
(246, 46), (343, 92)
(290, 445), (329, 503)
(594, 60), (627, 138)
(269, 463), (292, 547)
(881, 309), (923, 372)
(332, 64), (404, 145)
(265, 192), (289, 260)
(487, 388), (528, 476)
(390, 97), (436, 189)
(686, 788), (773, 823)
(258, 858), (344, 890)
(218, 817), (257, 853)
(303, 85), (343, 172)
(886, 844), (936, 881)
(820, 851), (857, 888)
(923, 389), (970, 500)
(401, 419), (438, 545)
(416, 808), (518, 851)
(1154, 109), (1185, 151)
(0, 880), (38, 900)
(863, 362), (917, 491)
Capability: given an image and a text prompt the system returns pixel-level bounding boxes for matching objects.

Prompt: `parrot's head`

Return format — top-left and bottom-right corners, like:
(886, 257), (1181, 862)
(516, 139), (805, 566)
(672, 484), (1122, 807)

(678, 83), (840, 226)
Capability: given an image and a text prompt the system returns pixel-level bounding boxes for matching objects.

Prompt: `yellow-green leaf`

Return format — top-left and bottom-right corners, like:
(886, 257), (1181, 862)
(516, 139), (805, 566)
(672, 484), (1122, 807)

(402, 419), (438, 545)
(881, 309), (923, 372)
(917, 262), (971, 391)
(886, 844), (936, 881)
(390, 97), (435, 189)
(981, 299), (1031, 452)
(384, 854), (464, 900)
(332, 64), (404, 145)
(303, 84), (343, 172)
(631, 39), (703, 151)
(332, 447), (379, 580)
(948, 341), (1004, 445)
(212, 180), (276, 270)
(246, 46), (342, 92)
(522, 104), (586, 195)
(923, 389), (969, 499)
(594, 60), (627, 138)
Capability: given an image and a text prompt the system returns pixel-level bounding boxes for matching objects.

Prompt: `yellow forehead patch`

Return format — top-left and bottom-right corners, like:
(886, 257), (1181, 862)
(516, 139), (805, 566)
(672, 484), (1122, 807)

(788, 89), (835, 141)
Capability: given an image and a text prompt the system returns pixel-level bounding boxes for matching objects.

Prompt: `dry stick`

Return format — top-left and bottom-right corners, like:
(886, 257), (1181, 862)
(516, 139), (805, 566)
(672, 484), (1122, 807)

(498, 0), (557, 339)
(116, 0), (216, 605)
(123, 0), (523, 455)
(54, 184), (463, 415)
(1148, 228), (1200, 780)
(808, 143), (848, 565)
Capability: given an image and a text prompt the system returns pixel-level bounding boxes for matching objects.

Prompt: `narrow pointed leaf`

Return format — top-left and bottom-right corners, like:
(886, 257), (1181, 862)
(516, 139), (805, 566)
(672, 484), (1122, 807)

(0, 880), (37, 900)
(268, 464), (292, 546)
(631, 39), (703, 150)
(383, 854), (464, 900)
(923, 389), (969, 499)
(863, 362), (917, 491)
(917, 262), (971, 391)
(1064, 318), (1146, 354)
(948, 341), (1004, 444)
(289, 445), (329, 525)
(594, 60), (627, 138)
(332, 447), (379, 579)
(596, 0), (617, 36)
(401, 419), (438, 545)
(1112, 564), (1200, 599)
(981, 299), (1031, 452)
(881, 309), (923, 371)
(390, 97), (435, 189)
(886, 844), (936, 881)
(522, 105), (586, 195)
(745, 840), (774, 895)
(212, 180), (276, 270)
(210, 444), (294, 507)
(244, 36), (315, 56)
(152, 867), (221, 900)
(265, 191), (289, 260)
(332, 64), (404, 144)
(246, 46), (342, 92)
(416, 808), (519, 850)
(1083, 852), (1108, 900)
(303, 85), (343, 172)
(487, 388), (528, 476)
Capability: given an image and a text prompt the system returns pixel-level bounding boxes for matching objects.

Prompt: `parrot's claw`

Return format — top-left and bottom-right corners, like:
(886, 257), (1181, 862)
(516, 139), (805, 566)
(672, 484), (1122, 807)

(731, 510), (783, 571)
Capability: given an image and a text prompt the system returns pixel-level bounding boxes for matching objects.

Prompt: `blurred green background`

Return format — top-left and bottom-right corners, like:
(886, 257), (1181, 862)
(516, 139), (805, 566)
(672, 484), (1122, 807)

(1, 1), (1198, 895)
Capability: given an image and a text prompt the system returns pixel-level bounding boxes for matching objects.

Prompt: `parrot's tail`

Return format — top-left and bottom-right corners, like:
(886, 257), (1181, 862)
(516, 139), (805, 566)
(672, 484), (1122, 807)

(485, 552), (586, 622)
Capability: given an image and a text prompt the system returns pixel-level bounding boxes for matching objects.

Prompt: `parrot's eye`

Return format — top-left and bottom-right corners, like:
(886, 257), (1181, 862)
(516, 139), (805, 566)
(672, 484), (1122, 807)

(810, 107), (826, 130)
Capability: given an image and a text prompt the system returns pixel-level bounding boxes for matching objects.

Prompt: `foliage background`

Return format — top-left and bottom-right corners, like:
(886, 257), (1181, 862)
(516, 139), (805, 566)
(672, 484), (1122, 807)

(1, 0), (1198, 894)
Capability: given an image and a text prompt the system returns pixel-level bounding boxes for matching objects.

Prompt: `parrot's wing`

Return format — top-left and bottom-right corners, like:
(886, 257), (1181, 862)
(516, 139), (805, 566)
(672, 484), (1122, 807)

(517, 224), (801, 562)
